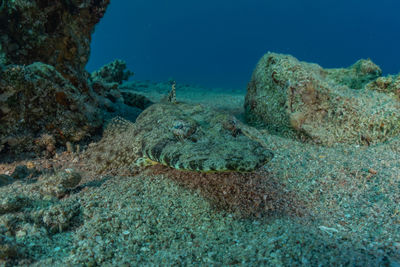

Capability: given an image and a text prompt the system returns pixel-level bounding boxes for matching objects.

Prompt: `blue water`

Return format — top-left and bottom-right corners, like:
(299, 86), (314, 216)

(87, 0), (400, 90)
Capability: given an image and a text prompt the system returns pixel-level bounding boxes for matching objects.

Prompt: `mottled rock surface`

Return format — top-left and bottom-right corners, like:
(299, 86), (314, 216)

(0, 0), (110, 88)
(0, 63), (102, 154)
(244, 52), (400, 145)
(366, 74), (400, 100)
(0, 0), (112, 155)
(86, 102), (273, 173)
(39, 168), (82, 198)
(0, 1), (146, 155)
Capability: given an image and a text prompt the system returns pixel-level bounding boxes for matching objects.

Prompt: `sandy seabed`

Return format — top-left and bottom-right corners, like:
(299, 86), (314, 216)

(0, 83), (399, 266)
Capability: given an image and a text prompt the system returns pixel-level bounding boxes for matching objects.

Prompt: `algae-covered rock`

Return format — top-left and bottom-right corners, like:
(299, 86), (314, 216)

(325, 58), (382, 89)
(244, 52), (400, 145)
(0, 0), (117, 155)
(59, 169), (82, 189)
(34, 202), (81, 234)
(40, 169), (82, 198)
(86, 102), (273, 173)
(0, 0), (110, 88)
(0, 63), (103, 154)
(365, 74), (400, 100)
(0, 195), (30, 215)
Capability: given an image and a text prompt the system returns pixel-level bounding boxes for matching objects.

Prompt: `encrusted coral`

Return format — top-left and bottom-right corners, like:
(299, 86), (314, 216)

(0, 0), (114, 155)
(0, 0), (110, 89)
(0, 62), (103, 154)
(244, 52), (400, 145)
(91, 59), (133, 85)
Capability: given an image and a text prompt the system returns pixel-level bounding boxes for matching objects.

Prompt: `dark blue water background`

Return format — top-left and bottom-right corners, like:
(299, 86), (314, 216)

(87, 0), (400, 90)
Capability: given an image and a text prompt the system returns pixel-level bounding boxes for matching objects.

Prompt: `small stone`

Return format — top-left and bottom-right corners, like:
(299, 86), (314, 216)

(0, 195), (29, 215)
(122, 230), (130, 235)
(64, 168), (74, 174)
(60, 169), (82, 189)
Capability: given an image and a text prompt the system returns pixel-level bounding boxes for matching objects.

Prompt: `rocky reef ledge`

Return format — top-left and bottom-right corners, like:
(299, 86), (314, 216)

(0, 0), (110, 88)
(0, 1), (153, 156)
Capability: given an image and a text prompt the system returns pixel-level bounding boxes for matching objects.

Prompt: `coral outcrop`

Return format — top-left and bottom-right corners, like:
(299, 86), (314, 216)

(244, 52), (400, 145)
(90, 59), (146, 118)
(0, 0), (111, 155)
(0, 2), (148, 155)
(0, 63), (102, 154)
(91, 59), (134, 85)
(0, 0), (110, 88)
(89, 60), (149, 123)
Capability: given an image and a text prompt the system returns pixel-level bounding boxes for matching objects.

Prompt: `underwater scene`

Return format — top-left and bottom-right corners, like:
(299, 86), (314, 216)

(0, 0), (399, 266)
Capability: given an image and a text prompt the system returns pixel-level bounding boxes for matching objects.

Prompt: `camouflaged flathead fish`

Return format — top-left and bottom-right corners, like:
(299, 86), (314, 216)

(85, 91), (273, 173)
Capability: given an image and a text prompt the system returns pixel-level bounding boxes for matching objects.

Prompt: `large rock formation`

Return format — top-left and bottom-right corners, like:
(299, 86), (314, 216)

(244, 53), (400, 145)
(0, 0), (110, 89)
(0, 0), (111, 155)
